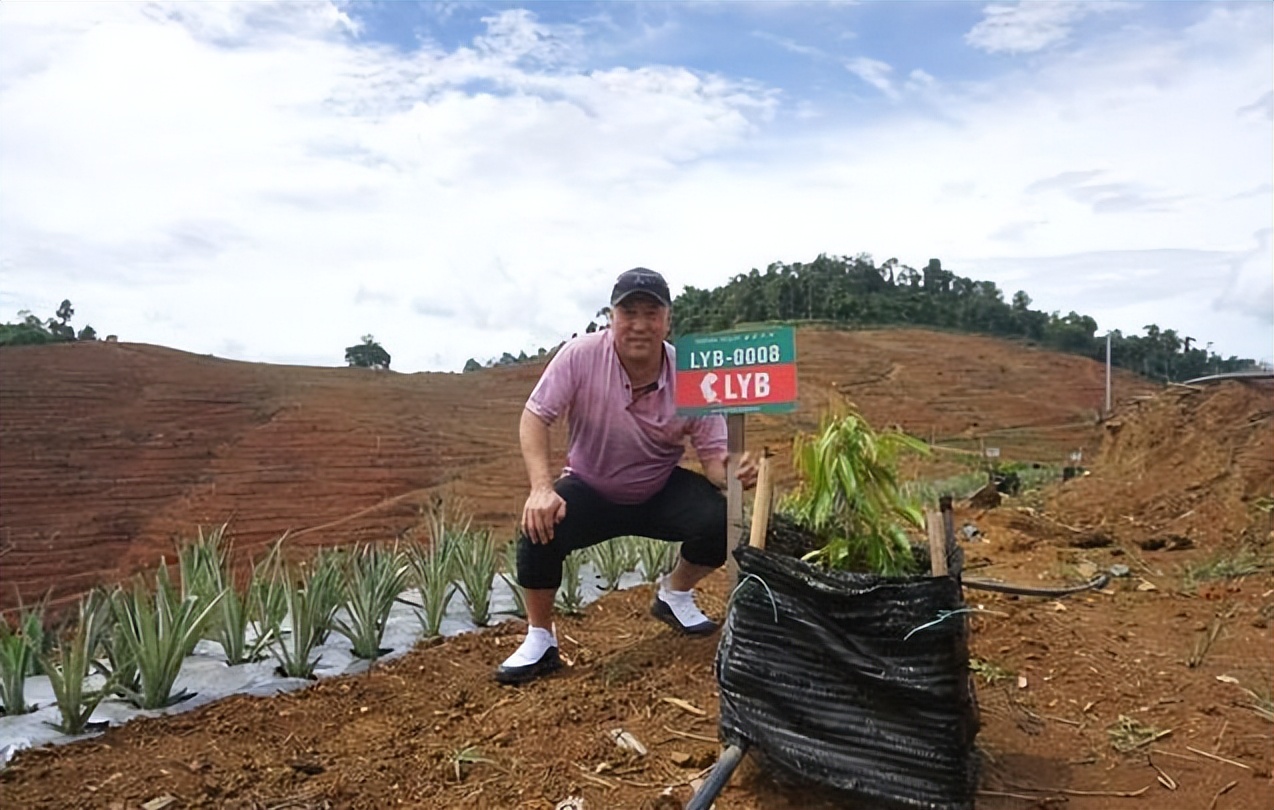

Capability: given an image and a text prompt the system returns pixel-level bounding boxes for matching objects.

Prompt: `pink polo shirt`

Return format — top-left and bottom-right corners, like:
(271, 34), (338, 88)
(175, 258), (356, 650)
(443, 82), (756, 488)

(526, 330), (728, 505)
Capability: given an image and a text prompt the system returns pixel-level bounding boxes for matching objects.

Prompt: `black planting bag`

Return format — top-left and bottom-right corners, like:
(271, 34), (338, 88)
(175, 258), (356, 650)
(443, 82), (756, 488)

(716, 544), (980, 810)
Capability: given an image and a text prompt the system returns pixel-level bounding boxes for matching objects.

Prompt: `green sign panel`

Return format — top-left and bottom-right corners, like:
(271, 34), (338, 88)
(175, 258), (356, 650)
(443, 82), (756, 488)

(675, 326), (798, 416)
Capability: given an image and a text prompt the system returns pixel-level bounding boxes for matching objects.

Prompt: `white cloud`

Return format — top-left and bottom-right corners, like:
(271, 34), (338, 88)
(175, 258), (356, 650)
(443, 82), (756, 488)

(845, 56), (896, 98)
(905, 68), (936, 92)
(752, 31), (825, 59)
(0, 3), (780, 370)
(156, 1), (359, 44)
(965, 1), (1128, 55)
(969, 231), (1273, 358)
(474, 8), (581, 66)
(355, 286), (395, 306)
(1238, 90), (1273, 120)
(990, 220), (1044, 242)
(1027, 171), (1184, 214)
(0, 1), (1269, 371)
(1228, 182), (1273, 202)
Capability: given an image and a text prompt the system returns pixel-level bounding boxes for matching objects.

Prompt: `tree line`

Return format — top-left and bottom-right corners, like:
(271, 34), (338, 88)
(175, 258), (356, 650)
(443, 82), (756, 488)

(465, 254), (1258, 381)
(669, 255), (1259, 382)
(9, 257), (1259, 383)
(0, 300), (97, 346)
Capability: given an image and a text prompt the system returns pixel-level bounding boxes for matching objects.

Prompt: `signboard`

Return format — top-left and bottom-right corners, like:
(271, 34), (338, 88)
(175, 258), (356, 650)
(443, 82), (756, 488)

(675, 326), (797, 416)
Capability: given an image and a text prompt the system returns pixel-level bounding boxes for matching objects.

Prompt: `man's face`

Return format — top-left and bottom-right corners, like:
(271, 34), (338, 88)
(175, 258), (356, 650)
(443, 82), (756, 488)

(611, 295), (670, 367)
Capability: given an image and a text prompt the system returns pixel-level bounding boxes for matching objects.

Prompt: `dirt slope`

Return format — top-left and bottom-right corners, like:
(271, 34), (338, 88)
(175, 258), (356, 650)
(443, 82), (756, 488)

(1, 335), (1272, 810)
(0, 329), (1150, 612)
(0, 554), (1270, 809)
(1048, 378), (1274, 549)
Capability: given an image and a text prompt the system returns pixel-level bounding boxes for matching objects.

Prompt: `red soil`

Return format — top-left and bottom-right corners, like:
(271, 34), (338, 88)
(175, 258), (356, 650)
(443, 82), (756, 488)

(1, 331), (1271, 810)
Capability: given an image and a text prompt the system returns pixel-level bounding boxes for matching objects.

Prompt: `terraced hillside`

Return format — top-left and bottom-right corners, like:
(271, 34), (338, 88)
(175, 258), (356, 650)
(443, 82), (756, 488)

(0, 329), (1155, 611)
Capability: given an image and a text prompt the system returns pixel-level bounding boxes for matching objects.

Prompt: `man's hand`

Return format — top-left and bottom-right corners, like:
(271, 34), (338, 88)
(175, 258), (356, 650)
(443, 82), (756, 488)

(522, 484), (567, 544)
(704, 452), (760, 491)
(735, 452), (759, 490)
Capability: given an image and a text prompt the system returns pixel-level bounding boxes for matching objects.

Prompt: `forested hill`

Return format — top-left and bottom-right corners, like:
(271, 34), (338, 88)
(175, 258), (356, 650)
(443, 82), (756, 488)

(669, 254), (1259, 383)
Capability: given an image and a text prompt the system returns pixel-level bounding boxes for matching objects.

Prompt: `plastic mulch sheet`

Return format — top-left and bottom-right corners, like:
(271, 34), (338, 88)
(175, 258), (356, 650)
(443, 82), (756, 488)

(716, 544), (980, 810)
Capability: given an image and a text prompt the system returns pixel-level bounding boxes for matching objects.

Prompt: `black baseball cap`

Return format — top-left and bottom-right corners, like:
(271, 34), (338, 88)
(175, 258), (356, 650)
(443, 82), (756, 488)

(611, 267), (671, 307)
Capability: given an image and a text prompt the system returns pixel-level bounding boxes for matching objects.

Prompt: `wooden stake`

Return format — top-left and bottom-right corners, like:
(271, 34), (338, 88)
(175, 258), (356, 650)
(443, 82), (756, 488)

(939, 494), (955, 547)
(748, 454), (773, 549)
(927, 510), (948, 577)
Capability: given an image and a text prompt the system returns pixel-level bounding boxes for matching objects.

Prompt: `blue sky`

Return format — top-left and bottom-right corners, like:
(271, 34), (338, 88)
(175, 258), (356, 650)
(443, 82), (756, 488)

(1, 1), (1270, 371)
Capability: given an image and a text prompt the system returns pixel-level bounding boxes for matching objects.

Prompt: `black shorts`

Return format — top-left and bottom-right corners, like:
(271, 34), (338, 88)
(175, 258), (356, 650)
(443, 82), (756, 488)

(516, 467), (727, 590)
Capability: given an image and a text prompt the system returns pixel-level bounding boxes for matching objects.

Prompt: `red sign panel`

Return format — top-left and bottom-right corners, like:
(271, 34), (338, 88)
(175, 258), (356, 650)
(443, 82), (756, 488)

(675, 364), (798, 412)
(674, 327), (798, 416)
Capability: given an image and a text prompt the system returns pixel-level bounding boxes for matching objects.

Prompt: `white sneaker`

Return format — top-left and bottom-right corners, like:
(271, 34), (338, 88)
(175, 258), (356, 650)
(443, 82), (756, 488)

(651, 578), (718, 635)
(495, 626), (562, 685)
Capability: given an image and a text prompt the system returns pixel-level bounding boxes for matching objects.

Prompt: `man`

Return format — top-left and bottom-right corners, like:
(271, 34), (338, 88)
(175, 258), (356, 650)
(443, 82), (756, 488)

(495, 267), (756, 685)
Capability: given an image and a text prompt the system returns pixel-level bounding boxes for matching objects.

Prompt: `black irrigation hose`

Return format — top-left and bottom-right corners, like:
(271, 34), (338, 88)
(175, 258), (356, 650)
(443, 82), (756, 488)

(685, 743), (749, 810)
(961, 572), (1110, 597)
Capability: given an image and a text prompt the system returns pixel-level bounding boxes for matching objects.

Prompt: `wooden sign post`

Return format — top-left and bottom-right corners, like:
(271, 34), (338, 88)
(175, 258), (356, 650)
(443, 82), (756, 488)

(726, 413), (746, 580)
(675, 326), (798, 582)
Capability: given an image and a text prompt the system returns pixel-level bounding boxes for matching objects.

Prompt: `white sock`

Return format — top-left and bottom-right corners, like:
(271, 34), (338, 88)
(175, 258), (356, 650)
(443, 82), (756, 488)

(658, 578), (711, 626)
(502, 626), (557, 668)
(659, 575), (689, 596)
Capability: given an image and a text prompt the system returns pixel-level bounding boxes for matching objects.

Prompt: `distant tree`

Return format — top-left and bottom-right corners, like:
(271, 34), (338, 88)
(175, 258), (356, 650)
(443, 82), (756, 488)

(462, 358), (482, 373)
(881, 257), (898, 285)
(0, 312), (56, 346)
(345, 334), (391, 370)
(47, 299), (76, 340)
(0, 300), (97, 346)
(897, 265), (921, 288)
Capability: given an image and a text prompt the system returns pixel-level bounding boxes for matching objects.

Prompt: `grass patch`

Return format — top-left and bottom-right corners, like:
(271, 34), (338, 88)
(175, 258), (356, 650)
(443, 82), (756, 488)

(1182, 544), (1273, 592)
(262, 553), (343, 679)
(175, 524), (230, 649)
(590, 537), (636, 591)
(634, 536), (679, 584)
(1107, 715), (1172, 752)
(449, 745), (494, 782)
(903, 471), (989, 505)
(405, 501), (463, 639)
(499, 539), (526, 619)
(110, 564), (224, 709)
(178, 525), (278, 665)
(406, 537), (457, 640)
(41, 592), (117, 735)
(332, 543), (409, 659)
(556, 550), (586, 615)
(454, 529), (498, 627)
(600, 658), (641, 688)
(0, 598), (45, 716)
(1240, 675), (1274, 723)
(969, 657), (1013, 685)
(1011, 463), (1064, 493)
(904, 463), (1061, 506)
